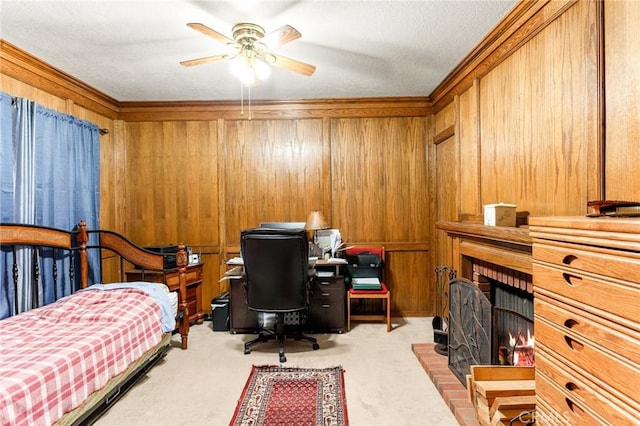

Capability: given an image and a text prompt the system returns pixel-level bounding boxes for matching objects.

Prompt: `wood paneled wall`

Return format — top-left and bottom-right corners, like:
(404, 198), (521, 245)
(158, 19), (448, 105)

(3, 0), (640, 317)
(123, 120), (221, 308)
(330, 117), (430, 315)
(222, 118), (327, 248)
(605, 0), (640, 199)
(430, 0), (639, 274)
(124, 121), (219, 246)
(1, 53), (432, 315)
(119, 115), (430, 316)
(458, 82), (480, 215)
(479, 1), (596, 216)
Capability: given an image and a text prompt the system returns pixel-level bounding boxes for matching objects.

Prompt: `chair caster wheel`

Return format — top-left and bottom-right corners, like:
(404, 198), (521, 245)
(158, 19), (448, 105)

(280, 355), (287, 363)
(244, 348), (251, 355)
(312, 343), (320, 350)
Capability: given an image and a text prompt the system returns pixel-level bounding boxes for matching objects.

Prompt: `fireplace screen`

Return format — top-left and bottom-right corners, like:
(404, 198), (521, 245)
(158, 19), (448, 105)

(448, 278), (491, 385)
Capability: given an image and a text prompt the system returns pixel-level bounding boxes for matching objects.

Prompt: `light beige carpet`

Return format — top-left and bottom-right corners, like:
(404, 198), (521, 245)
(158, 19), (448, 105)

(96, 317), (458, 426)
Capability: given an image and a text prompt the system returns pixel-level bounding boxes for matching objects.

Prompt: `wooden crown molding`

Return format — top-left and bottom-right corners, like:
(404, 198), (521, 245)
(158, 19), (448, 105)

(0, 39), (120, 119)
(117, 97), (432, 121)
(2, 1), (577, 121)
(429, 0), (578, 113)
(0, 38), (429, 120)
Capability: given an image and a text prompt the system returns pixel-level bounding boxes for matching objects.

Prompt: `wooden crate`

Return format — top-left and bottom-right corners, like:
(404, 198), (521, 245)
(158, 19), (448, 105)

(467, 366), (535, 426)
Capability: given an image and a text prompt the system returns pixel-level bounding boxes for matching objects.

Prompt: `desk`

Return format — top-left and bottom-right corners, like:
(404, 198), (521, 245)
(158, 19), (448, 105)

(316, 258), (347, 274)
(225, 256), (346, 272)
(224, 258), (347, 333)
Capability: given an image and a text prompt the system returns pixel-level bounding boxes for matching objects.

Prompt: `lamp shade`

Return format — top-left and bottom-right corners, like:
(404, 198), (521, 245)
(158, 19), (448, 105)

(305, 210), (329, 231)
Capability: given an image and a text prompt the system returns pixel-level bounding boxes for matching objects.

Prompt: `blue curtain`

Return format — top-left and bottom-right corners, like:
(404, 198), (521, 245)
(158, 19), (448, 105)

(0, 91), (101, 318)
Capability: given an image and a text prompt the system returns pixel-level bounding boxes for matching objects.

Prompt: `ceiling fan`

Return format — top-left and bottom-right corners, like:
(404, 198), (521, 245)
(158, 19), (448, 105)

(180, 22), (316, 85)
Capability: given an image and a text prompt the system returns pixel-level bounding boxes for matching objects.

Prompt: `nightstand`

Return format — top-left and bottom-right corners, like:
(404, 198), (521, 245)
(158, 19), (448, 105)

(125, 263), (204, 325)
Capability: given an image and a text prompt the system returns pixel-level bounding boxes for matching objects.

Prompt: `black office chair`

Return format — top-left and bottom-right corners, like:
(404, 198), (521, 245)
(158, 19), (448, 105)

(240, 227), (320, 362)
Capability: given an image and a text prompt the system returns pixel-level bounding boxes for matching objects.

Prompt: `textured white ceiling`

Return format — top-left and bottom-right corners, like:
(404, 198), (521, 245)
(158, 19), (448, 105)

(0, 0), (516, 102)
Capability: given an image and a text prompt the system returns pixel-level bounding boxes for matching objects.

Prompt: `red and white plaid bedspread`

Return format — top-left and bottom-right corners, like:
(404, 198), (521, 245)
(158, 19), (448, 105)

(0, 289), (163, 426)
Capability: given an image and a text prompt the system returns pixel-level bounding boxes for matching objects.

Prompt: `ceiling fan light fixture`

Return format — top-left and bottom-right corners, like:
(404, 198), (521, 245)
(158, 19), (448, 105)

(229, 56), (270, 87)
(262, 53), (277, 64)
(182, 21), (315, 117)
(182, 21), (314, 76)
(232, 23), (266, 44)
(253, 58), (271, 80)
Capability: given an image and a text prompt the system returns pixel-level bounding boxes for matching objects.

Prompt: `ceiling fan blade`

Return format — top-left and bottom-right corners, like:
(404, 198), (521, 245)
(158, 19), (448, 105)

(261, 25), (301, 48)
(180, 54), (228, 67)
(271, 53), (316, 76)
(186, 23), (234, 44)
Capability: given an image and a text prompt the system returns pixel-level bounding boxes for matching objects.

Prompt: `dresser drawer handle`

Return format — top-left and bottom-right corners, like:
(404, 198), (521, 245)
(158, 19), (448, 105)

(321, 292), (330, 296)
(564, 336), (584, 352)
(562, 273), (582, 287)
(565, 382), (584, 400)
(562, 254), (581, 265)
(565, 382), (580, 392)
(563, 318), (580, 329)
(565, 397), (586, 417)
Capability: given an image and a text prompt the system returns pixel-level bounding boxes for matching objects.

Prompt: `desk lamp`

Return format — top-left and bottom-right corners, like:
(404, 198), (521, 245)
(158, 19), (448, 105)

(305, 210), (329, 257)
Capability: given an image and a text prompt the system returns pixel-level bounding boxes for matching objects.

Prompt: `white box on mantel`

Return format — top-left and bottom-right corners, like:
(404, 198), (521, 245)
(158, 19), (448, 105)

(483, 203), (517, 227)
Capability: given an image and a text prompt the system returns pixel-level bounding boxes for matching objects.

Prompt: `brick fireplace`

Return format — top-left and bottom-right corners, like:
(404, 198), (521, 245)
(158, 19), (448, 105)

(413, 221), (533, 424)
(447, 260), (534, 384)
(472, 260), (534, 364)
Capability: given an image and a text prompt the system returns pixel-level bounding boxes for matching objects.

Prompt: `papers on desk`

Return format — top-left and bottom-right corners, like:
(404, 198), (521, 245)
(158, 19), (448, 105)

(225, 266), (243, 276)
(316, 229), (342, 257)
(318, 257), (347, 264)
(220, 266), (244, 282)
(221, 257), (243, 281)
(222, 257), (325, 282)
(219, 263), (244, 282)
(351, 277), (381, 290)
(226, 257), (323, 266)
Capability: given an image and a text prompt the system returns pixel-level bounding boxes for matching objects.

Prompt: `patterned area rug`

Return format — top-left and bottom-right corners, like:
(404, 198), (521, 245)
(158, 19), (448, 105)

(230, 365), (349, 426)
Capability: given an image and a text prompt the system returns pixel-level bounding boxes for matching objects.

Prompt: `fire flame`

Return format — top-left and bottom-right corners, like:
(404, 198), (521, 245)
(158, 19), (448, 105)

(508, 329), (535, 348)
(508, 329), (535, 366)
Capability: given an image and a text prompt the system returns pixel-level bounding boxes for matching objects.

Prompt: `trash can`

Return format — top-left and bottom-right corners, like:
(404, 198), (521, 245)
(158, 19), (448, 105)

(211, 292), (230, 331)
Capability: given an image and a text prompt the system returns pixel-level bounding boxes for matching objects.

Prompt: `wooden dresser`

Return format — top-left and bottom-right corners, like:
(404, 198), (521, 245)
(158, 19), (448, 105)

(126, 263), (204, 326)
(530, 216), (640, 424)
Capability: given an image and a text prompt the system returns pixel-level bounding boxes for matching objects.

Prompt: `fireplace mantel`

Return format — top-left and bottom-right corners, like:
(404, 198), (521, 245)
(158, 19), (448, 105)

(436, 221), (533, 278)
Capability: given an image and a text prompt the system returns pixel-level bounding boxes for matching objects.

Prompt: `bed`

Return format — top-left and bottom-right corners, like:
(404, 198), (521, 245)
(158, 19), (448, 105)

(0, 221), (190, 425)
